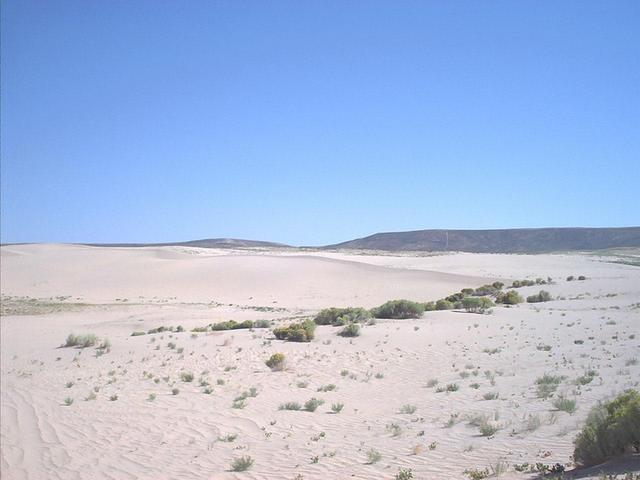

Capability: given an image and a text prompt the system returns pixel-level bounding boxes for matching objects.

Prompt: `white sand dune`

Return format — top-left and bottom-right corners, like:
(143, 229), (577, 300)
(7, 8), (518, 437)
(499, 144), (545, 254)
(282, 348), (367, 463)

(1, 244), (639, 479)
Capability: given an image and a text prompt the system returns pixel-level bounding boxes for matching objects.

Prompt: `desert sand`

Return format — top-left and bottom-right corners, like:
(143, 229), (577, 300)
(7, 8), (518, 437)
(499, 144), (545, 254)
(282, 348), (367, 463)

(1, 244), (639, 479)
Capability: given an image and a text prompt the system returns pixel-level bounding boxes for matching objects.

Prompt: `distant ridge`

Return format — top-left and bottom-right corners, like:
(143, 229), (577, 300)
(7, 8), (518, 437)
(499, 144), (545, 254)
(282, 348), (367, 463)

(85, 238), (290, 249)
(323, 227), (640, 253)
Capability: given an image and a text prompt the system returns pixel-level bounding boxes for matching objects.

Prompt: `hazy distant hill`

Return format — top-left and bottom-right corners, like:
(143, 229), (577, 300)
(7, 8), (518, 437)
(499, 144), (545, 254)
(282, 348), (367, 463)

(323, 227), (640, 253)
(86, 238), (290, 249)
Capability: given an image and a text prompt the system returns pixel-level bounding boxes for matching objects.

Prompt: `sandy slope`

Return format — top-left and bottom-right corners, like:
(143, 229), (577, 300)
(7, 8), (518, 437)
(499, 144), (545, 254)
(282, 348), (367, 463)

(1, 245), (639, 480)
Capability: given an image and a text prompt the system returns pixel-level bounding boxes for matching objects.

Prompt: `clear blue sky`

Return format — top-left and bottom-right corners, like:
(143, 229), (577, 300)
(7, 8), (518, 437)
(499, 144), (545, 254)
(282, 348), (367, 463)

(2, 1), (639, 246)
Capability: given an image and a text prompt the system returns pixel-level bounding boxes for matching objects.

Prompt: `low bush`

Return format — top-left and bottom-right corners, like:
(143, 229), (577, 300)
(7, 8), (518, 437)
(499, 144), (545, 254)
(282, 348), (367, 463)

(462, 297), (494, 314)
(338, 323), (360, 337)
(371, 299), (424, 319)
(435, 299), (454, 310)
(473, 284), (499, 296)
(273, 320), (316, 342)
(304, 397), (325, 412)
(495, 290), (524, 305)
(422, 301), (436, 311)
(574, 389), (640, 466)
(266, 353), (286, 371)
(511, 279), (536, 288)
(314, 307), (370, 326)
(211, 320), (254, 331)
(230, 456), (254, 472)
(63, 333), (97, 348)
(527, 290), (552, 303)
(553, 394), (578, 414)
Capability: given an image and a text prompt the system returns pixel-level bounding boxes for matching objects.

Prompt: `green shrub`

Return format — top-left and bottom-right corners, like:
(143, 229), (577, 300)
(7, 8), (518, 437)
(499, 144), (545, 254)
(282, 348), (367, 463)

(553, 395), (577, 414)
(535, 373), (564, 399)
(473, 284), (499, 296)
(63, 333), (97, 348)
(314, 307), (370, 325)
(338, 323), (360, 337)
(495, 290), (524, 305)
(180, 371), (194, 382)
(230, 456), (254, 472)
(211, 320), (254, 331)
(461, 297), (494, 314)
(435, 299), (454, 310)
(574, 389), (640, 466)
(279, 402), (301, 410)
(304, 397), (325, 412)
(527, 290), (552, 303)
(331, 402), (344, 413)
(423, 301), (436, 311)
(265, 352), (286, 371)
(130, 331), (146, 336)
(371, 300), (424, 319)
(273, 320), (316, 342)
(511, 279), (536, 288)
(366, 448), (382, 464)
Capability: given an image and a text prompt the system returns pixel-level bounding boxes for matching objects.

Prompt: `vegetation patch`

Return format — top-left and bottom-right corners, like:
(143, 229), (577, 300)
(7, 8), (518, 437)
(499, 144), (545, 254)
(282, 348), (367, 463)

(372, 299), (424, 319)
(574, 389), (640, 466)
(273, 320), (316, 342)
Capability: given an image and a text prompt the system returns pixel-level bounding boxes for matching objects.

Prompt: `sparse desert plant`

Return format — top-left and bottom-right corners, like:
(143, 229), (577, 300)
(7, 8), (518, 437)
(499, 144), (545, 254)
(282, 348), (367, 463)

(552, 395), (577, 414)
(576, 370), (598, 385)
(109, 394), (118, 401)
(366, 448), (381, 464)
(527, 290), (552, 303)
(180, 371), (194, 382)
(314, 307), (371, 325)
(462, 297), (495, 314)
(84, 391), (97, 401)
(426, 378), (439, 388)
(371, 299), (425, 319)
(400, 404), (417, 414)
(524, 414), (542, 432)
(63, 333), (97, 348)
(573, 389), (640, 467)
(446, 383), (459, 392)
(479, 423), (499, 437)
(317, 384), (336, 392)
(273, 320), (316, 342)
(483, 391), (499, 400)
(203, 386), (213, 394)
(464, 468), (490, 480)
(148, 393), (156, 401)
(331, 402), (344, 413)
(230, 455), (254, 472)
(218, 433), (238, 442)
(304, 397), (325, 412)
(211, 319), (255, 331)
(495, 290), (524, 305)
(435, 299), (454, 310)
(266, 352), (286, 371)
(131, 331), (146, 336)
(536, 373), (564, 399)
(171, 388), (180, 395)
(338, 323), (360, 337)
(395, 468), (413, 480)
(232, 398), (246, 409)
(386, 422), (402, 437)
(279, 402), (302, 411)
(63, 397), (74, 406)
